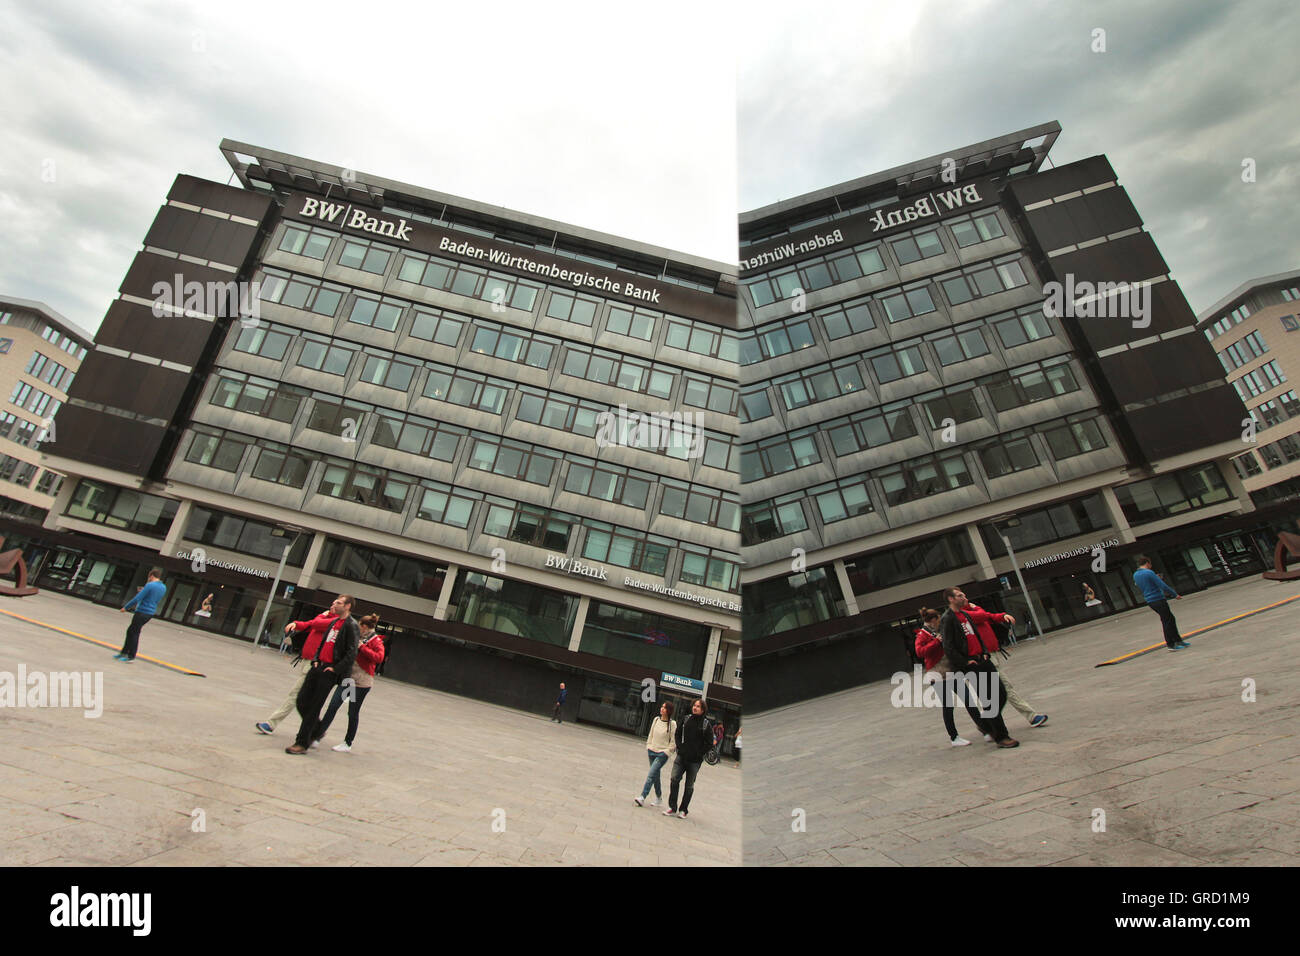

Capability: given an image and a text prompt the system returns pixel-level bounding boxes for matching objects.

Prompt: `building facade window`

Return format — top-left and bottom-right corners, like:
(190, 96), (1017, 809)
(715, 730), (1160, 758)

(210, 372), (307, 422)
(1114, 463), (1231, 524)
(185, 506), (312, 565)
(979, 494), (1111, 557)
(452, 572), (576, 648)
(259, 268), (347, 317)
(278, 223), (335, 260)
(65, 480), (178, 536)
(579, 600), (711, 676)
(877, 450), (974, 506)
(742, 493), (809, 545)
(582, 521), (673, 577)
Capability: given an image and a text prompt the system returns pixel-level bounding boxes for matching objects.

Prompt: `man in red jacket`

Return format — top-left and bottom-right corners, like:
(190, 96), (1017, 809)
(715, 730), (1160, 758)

(255, 605), (340, 736)
(939, 587), (1019, 748)
(966, 602), (1049, 730)
(287, 594), (361, 755)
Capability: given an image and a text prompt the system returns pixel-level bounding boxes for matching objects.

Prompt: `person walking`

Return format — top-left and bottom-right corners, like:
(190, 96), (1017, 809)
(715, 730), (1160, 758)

(114, 568), (166, 662)
(915, 606), (986, 746)
(552, 682), (567, 723)
(966, 601), (1049, 729)
(939, 587), (1019, 749)
(634, 702), (676, 806)
(665, 697), (713, 819)
(285, 595), (360, 755)
(1134, 556), (1188, 650)
(256, 604), (340, 735)
(734, 727), (741, 765)
(312, 614), (385, 752)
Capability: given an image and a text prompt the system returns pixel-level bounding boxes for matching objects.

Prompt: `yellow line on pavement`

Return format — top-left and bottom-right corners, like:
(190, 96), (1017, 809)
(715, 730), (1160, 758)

(0, 607), (206, 676)
(1095, 593), (1300, 667)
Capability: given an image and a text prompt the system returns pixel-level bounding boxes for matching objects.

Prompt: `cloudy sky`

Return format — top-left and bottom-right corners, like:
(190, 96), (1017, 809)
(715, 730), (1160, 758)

(0, 0), (738, 331)
(739, 0), (1300, 314)
(3, 1), (1296, 333)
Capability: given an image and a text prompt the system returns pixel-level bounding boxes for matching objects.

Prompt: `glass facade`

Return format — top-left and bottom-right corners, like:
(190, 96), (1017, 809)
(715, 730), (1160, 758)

(451, 572), (577, 648)
(579, 600), (711, 675)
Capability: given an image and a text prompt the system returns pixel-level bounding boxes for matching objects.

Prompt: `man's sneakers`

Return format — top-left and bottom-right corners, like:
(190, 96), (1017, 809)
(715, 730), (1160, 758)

(332, 742), (351, 752)
(1174, 641), (1190, 649)
(113, 653), (126, 661)
(634, 795), (645, 807)
(677, 810), (689, 820)
(996, 738), (1020, 749)
(663, 807), (677, 816)
(255, 722), (274, 735)
(982, 733), (995, 743)
(1168, 644), (1184, 651)
(950, 736), (971, 747)
(285, 744), (308, 755)
(650, 796), (662, 807)
(309, 740), (320, 750)
(1029, 714), (1049, 728)
(123, 657), (135, 663)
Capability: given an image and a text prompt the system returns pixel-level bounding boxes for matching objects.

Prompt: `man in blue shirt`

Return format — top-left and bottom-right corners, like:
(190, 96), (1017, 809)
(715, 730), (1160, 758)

(115, 568), (167, 662)
(1133, 556), (1188, 651)
(552, 682), (567, 723)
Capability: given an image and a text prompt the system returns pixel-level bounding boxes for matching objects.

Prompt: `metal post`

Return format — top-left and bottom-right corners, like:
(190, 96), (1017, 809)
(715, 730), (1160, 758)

(251, 538), (293, 653)
(999, 530), (1045, 641)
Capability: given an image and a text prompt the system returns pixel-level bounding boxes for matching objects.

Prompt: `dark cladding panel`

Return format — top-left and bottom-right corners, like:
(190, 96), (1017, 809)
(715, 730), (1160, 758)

(1051, 232), (1169, 288)
(64, 352), (192, 422)
(48, 404), (168, 475)
(1100, 339), (1228, 406)
(145, 208), (261, 267)
(1087, 186), (1144, 236)
(94, 299), (215, 366)
(1007, 155), (1116, 207)
(167, 173), (274, 223)
(1024, 186), (1144, 252)
(1068, 280), (1201, 352)
(118, 253), (247, 319)
(1124, 385), (1247, 460)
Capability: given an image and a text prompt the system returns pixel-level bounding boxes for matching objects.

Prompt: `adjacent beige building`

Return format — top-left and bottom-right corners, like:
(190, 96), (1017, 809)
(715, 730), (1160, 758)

(0, 296), (94, 521)
(1199, 269), (1300, 501)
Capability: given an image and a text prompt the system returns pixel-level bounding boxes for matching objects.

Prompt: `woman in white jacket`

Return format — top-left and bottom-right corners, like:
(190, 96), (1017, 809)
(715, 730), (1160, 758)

(634, 701), (676, 807)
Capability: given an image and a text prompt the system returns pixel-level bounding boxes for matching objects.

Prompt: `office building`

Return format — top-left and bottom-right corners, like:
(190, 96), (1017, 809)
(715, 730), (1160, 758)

(739, 122), (1276, 710)
(1201, 268), (1300, 504)
(8, 142), (741, 737)
(0, 296), (92, 523)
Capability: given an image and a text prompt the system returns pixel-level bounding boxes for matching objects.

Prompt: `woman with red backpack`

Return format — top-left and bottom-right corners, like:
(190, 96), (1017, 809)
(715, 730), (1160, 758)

(312, 613), (385, 752)
(915, 607), (986, 747)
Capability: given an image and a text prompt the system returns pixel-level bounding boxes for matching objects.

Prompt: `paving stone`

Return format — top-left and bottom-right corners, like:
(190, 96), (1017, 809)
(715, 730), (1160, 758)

(746, 576), (1300, 866)
(0, 592), (738, 866)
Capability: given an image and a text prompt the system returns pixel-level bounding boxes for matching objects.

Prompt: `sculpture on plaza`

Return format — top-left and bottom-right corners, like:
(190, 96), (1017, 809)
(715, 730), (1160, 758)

(1262, 531), (1300, 581)
(0, 537), (40, 596)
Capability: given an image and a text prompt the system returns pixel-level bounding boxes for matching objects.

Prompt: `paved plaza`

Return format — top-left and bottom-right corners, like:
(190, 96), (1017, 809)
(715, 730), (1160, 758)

(745, 576), (1300, 866)
(0, 592), (741, 866)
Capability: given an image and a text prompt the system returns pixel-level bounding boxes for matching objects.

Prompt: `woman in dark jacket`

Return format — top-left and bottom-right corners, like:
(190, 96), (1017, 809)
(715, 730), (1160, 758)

(914, 607), (985, 747)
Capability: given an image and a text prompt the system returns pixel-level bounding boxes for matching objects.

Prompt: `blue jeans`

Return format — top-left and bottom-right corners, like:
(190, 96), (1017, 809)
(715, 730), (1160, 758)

(641, 750), (669, 798)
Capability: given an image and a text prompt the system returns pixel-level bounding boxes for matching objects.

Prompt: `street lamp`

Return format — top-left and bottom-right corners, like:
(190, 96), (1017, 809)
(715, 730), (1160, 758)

(988, 514), (1045, 641)
(251, 525), (304, 653)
